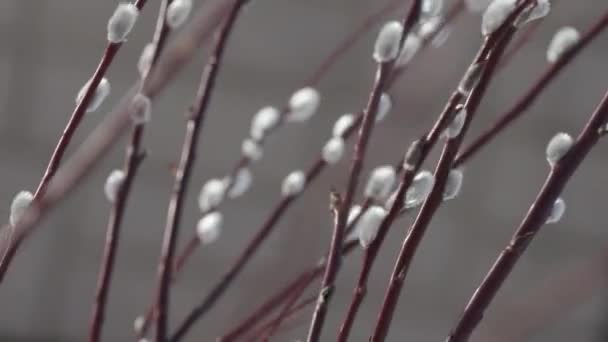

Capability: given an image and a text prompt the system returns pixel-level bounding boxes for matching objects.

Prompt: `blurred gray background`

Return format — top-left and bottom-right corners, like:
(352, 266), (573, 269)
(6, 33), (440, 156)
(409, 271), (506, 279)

(1, 0), (607, 341)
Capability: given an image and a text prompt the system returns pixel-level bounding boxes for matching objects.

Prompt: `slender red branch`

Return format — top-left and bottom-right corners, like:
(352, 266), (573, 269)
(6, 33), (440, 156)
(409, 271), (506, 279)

(217, 4), (467, 340)
(0, 0), (152, 284)
(371, 8), (526, 339)
(306, 2), (424, 340)
(88, 0), (176, 339)
(339, 10), (525, 342)
(455, 9), (608, 166)
(260, 267), (317, 340)
(306, 61), (394, 342)
(88, 126), (146, 342)
(134, 8), (410, 336)
(153, 2), (245, 340)
(447, 87), (608, 342)
(0, 0), (229, 286)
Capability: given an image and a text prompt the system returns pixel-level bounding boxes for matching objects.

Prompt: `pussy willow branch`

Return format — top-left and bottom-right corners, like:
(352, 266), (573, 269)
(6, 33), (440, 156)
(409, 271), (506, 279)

(447, 86), (608, 342)
(153, 1), (245, 340)
(339, 12), (523, 342)
(455, 8), (608, 166)
(88, 127), (146, 342)
(140, 4), (410, 319)
(131, 7), (414, 333)
(33, 0), (151, 200)
(0, 0), (229, 285)
(0, 0), (154, 283)
(371, 9), (528, 340)
(88, 1), (175, 340)
(307, 0), (423, 338)
(217, 4), (466, 340)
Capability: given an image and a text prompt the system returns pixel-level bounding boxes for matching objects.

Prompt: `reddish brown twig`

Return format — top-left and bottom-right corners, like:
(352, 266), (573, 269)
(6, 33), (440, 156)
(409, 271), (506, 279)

(156, 3), (408, 307)
(447, 86), (608, 341)
(88, 1), (176, 340)
(306, 53), (394, 342)
(153, 1), (246, 340)
(0, 0), (152, 284)
(307, 1), (424, 339)
(0, 0), (229, 286)
(88, 127), (146, 342)
(339, 9), (524, 342)
(260, 268), (316, 340)
(371, 3), (530, 337)
(217, 4), (467, 340)
(455, 9), (608, 166)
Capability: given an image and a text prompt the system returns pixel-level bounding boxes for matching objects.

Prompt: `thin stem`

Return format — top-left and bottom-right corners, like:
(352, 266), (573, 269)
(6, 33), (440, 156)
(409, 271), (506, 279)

(339, 12), (523, 342)
(34, 0), (150, 199)
(446, 87), (608, 342)
(0, 0), (152, 284)
(306, 2), (423, 339)
(133, 9), (411, 336)
(306, 60), (394, 342)
(88, 126), (145, 342)
(0, 0), (229, 284)
(371, 12), (524, 340)
(218, 241), (359, 342)
(153, 1), (245, 340)
(260, 267), (317, 340)
(88, 1), (176, 339)
(246, 296), (318, 342)
(455, 9), (608, 166)
(217, 4), (467, 340)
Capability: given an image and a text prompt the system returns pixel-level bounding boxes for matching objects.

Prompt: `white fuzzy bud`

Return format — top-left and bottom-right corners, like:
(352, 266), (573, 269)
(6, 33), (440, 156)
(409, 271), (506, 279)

(322, 137), (345, 165)
(357, 206), (387, 248)
(104, 169), (125, 203)
(133, 316), (145, 333)
(422, 0), (444, 17)
(332, 113), (355, 137)
(166, 0), (193, 29)
(76, 78), (111, 113)
(242, 139), (263, 161)
(130, 93), (152, 124)
(228, 168), (252, 199)
(547, 27), (580, 63)
(405, 170), (435, 208)
(459, 63), (484, 95)
(481, 0), (516, 36)
(344, 205), (363, 243)
(418, 17), (442, 40)
(396, 34), (421, 67)
(365, 166), (397, 201)
(9, 191), (33, 227)
(465, 0), (493, 12)
(251, 106), (280, 140)
(545, 197), (565, 224)
(518, 0), (550, 26)
(107, 3), (139, 43)
(138, 43), (156, 77)
(373, 21), (403, 63)
(546, 132), (573, 166)
(347, 205), (362, 226)
(198, 178), (228, 212)
(443, 108), (467, 139)
(431, 26), (452, 48)
(443, 169), (464, 200)
(287, 87), (321, 122)
(196, 211), (222, 244)
(281, 171), (306, 197)
(376, 93), (392, 122)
